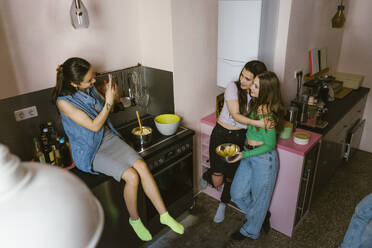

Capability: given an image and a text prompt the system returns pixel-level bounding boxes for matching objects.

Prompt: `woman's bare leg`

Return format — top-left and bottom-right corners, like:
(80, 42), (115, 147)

(132, 159), (184, 234)
(132, 159), (166, 214)
(212, 173), (224, 188)
(122, 167), (152, 241)
(121, 167), (140, 219)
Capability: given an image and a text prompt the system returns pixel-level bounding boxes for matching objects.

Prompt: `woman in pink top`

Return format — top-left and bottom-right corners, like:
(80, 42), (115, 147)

(202, 60), (270, 224)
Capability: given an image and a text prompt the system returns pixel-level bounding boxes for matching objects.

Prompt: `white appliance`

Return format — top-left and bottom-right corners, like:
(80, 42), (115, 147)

(217, 0), (262, 88)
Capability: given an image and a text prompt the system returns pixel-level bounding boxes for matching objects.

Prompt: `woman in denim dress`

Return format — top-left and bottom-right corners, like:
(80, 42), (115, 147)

(52, 57), (184, 242)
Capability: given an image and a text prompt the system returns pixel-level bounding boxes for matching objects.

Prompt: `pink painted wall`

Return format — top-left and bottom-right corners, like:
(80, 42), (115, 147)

(0, 0), (175, 100)
(0, 0), (141, 99)
(280, 0), (346, 104)
(139, 0), (174, 72)
(171, 0), (222, 191)
(337, 0), (372, 152)
(272, 0), (292, 81)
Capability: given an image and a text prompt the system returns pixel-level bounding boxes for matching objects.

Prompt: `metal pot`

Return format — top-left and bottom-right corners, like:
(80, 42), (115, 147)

(131, 126), (152, 146)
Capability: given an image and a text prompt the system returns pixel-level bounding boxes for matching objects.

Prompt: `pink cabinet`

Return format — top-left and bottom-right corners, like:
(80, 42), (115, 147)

(200, 113), (322, 237)
(200, 114), (225, 201)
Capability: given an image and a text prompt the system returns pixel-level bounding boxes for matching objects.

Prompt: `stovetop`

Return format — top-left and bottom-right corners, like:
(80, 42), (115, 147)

(71, 115), (194, 189)
(116, 115), (194, 158)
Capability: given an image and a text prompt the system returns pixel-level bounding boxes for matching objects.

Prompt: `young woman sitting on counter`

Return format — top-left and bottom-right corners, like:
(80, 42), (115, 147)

(228, 71), (285, 241)
(51, 57), (183, 242)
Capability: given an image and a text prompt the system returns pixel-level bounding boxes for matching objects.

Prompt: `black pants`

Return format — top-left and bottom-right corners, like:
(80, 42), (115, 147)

(203, 123), (246, 203)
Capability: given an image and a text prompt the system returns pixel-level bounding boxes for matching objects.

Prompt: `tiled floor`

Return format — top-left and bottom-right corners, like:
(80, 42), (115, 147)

(145, 150), (372, 248)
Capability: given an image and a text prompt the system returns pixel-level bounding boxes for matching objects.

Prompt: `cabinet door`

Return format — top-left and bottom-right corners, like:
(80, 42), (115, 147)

(295, 143), (320, 225)
(313, 140), (340, 197)
(313, 122), (346, 199)
(200, 124), (212, 169)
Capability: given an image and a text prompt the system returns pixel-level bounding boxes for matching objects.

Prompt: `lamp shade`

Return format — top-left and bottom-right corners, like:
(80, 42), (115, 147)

(332, 3), (346, 28)
(70, 0), (89, 29)
(0, 144), (104, 248)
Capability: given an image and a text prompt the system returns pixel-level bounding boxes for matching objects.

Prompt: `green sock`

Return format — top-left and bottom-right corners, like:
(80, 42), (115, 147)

(129, 218), (152, 241)
(160, 212), (184, 234)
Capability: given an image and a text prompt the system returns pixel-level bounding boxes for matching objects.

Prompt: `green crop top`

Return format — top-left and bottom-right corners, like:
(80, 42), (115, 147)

(242, 112), (276, 159)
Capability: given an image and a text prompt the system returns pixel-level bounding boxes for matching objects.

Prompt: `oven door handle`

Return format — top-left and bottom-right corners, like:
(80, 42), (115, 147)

(153, 152), (193, 177)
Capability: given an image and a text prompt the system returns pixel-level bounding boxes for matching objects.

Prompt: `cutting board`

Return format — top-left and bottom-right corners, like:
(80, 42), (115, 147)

(335, 87), (353, 99)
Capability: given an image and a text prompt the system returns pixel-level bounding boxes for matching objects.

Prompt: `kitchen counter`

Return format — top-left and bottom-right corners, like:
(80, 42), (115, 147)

(277, 128), (321, 156)
(299, 87), (370, 134)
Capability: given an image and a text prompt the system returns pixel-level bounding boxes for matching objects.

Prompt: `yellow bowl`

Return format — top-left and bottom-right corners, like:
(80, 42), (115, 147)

(154, 114), (181, 135)
(216, 143), (240, 162)
(154, 114), (180, 124)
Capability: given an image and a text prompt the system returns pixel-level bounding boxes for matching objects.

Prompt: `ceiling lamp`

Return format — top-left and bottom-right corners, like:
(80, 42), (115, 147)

(332, 0), (346, 28)
(70, 0), (90, 29)
(0, 144), (104, 247)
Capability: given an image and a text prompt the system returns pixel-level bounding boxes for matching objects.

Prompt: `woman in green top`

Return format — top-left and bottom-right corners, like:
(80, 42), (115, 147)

(228, 71), (285, 241)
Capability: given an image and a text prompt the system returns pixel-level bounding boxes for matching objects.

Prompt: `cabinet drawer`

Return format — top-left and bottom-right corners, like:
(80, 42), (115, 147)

(201, 154), (210, 168)
(338, 111), (354, 133)
(339, 94), (368, 130)
(201, 123), (214, 135)
(327, 95), (367, 142)
(349, 95), (367, 124)
(353, 94), (368, 115)
(201, 144), (209, 157)
(201, 133), (210, 147)
(325, 122), (345, 142)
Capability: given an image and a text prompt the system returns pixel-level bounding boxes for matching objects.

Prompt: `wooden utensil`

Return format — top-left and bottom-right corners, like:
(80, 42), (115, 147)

(136, 111), (143, 134)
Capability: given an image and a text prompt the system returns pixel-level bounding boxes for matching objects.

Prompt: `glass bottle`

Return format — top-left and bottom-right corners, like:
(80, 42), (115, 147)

(47, 121), (58, 142)
(33, 137), (46, 163)
(53, 144), (62, 168)
(40, 131), (51, 164)
(59, 138), (72, 167)
(49, 145), (56, 166)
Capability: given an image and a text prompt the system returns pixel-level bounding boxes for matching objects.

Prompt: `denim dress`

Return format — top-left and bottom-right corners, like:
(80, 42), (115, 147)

(57, 87), (120, 174)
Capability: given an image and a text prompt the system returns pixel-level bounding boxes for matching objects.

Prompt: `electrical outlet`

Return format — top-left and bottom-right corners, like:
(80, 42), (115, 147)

(14, 106), (38, 121)
(294, 69), (303, 79)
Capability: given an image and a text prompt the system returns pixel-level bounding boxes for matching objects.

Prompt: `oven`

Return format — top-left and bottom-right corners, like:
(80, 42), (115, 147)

(91, 115), (195, 248)
(145, 136), (194, 232)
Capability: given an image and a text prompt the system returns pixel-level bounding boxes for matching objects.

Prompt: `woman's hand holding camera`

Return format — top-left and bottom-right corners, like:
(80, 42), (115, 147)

(105, 74), (117, 110)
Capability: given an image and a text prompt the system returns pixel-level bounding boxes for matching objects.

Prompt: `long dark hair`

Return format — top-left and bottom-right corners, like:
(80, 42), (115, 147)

(248, 71), (285, 133)
(51, 57), (91, 104)
(234, 60), (267, 116)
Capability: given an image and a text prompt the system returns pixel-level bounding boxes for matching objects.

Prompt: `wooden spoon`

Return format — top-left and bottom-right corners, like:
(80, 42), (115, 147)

(136, 111), (143, 134)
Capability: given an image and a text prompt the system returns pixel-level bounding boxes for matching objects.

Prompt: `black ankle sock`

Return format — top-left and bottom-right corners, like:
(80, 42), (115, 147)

(262, 211), (271, 234)
(231, 231), (247, 241)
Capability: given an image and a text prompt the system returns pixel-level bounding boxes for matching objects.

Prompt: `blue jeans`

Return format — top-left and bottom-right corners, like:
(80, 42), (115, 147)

(230, 150), (278, 239)
(340, 193), (372, 248)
